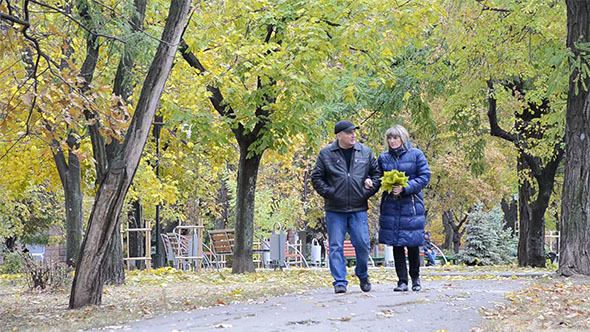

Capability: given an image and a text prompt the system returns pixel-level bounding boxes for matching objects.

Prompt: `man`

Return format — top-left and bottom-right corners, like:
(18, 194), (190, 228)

(312, 120), (381, 294)
(424, 231), (437, 266)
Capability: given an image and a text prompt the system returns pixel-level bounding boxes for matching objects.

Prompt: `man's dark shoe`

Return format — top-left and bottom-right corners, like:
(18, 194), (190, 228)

(334, 284), (347, 294)
(393, 282), (408, 292)
(411, 278), (421, 291)
(359, 277), (371, 292)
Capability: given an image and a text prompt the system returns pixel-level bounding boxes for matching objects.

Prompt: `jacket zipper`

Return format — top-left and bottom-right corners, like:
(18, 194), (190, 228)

(412, 195), (416, 216)
(413, 194), (424, 204)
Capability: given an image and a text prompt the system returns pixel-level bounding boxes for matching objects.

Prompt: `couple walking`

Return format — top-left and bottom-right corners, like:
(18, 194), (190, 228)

(311, 120), (431, 293)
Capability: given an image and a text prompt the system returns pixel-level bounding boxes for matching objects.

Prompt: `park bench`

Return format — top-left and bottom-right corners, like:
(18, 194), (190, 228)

(161, 231), (206, 270)
(161, 232), (188, 269)
(323, 240), (376, 267)
(434, 254), (456, 265)
(208, 228), (235, 268)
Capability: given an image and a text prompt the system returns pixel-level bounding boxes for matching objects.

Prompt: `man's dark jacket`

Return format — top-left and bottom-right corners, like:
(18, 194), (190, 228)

(311, 141), (382, 212)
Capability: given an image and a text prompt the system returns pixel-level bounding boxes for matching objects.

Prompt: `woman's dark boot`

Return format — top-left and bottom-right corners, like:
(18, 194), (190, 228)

(394, 282), (408, 292)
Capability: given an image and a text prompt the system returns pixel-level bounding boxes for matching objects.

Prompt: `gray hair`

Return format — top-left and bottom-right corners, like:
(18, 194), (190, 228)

(384, 125), (410, 149)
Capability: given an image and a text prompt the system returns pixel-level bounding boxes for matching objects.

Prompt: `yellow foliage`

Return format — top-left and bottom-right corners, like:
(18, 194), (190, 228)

(381, 170), (409, 194)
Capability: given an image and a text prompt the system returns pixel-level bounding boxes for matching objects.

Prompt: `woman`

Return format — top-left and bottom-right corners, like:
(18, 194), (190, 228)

(378, 125), (430, 291)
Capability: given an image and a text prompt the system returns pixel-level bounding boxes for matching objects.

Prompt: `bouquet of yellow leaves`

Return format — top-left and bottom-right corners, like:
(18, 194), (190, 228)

(381, 170), (409, 194)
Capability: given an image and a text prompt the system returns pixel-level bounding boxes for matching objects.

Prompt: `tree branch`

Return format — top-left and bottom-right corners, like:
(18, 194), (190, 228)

(179, 39), (235, 119)
(475, 0), (511, 13)
(0, 11), (29, 26)
(487, 79), (517, 142)
(30, 0), (125, 43)
(321, 19), (340, 27)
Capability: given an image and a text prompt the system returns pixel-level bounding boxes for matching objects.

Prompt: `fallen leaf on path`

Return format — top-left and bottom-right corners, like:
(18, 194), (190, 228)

(211, 323), (232, 328)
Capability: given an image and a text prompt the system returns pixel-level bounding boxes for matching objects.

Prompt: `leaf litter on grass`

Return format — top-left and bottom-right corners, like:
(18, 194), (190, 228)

(478, 277), (590, 331)
(0, 265), (564, 332)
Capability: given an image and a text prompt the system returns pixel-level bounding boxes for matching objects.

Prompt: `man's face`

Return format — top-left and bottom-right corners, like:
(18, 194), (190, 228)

(337, 130), (356, 149)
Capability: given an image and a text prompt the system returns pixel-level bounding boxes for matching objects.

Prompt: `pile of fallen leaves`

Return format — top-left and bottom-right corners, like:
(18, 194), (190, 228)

(0, 265), (583, 332)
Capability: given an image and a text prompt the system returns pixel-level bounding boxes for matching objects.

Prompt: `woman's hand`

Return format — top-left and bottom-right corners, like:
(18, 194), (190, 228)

(364, 178), (374, 190)
(392, 185), (404, 196)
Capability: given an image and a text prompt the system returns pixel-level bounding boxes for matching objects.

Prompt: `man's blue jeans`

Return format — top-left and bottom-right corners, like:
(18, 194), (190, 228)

(425, 250), (436, 265)
(326, 211), (370, 287)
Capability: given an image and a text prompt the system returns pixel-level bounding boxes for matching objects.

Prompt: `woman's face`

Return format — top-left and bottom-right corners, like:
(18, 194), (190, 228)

(387, 135), (402, 149)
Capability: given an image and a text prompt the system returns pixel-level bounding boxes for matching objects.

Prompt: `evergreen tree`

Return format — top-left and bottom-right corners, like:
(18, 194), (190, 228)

(456, 205), (518, 266)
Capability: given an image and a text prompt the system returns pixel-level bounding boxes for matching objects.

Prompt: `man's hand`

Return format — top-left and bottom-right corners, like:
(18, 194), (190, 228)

(364, 178), (374, 190)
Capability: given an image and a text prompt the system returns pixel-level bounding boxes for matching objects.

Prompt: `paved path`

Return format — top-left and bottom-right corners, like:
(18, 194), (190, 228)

(95, 277), (533, 332)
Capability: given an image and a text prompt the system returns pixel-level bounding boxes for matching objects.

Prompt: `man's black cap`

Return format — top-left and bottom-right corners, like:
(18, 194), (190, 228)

(334, 120), (359, 134)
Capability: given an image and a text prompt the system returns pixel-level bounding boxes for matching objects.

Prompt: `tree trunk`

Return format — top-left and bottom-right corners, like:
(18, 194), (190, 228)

(64, 155), (83, 267)
(215, 168), (230, 230)
(452, 225), (462, 254)
(231, 143), (263, 274)
(100, 0), (147, 284)
(128, 201), (145, 270)
(559, 0), (590, 277)
(442, 210), (453, 250)
(516, 157), (546, 267)
(69, 0), (191, 308)
(515, 150), (561, 268)
(501, 197), (517, 236)
(442, 210), (466, 253)
(516, 156), (537, 266)
(54, 134), (84, 267)
(102, 227), (125, 285)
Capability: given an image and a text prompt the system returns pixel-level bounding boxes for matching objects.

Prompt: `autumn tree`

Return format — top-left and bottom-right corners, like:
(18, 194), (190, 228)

(66, 0), (192, 308)
(0, 0), (85, 263)
(438, 0), (568, 267)
(174, 0), (439, 273)
(0, 0), (158, 284)
(559, 0), (590, 276)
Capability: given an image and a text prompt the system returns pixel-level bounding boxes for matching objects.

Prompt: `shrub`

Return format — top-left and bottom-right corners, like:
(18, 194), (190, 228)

(456, 204), (518, 266)
(22, 256), (73, 290)
(0, 251), (25, 274)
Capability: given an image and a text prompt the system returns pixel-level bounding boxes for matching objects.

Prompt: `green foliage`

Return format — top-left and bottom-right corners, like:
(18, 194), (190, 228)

(381, 170), (409, 194)
(438, 0), (568, 167)
(0, 251), (24, 274)
(456, 204), (518, 266)
(177, 0), (441, 156)
(0, 183), (64, 242)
